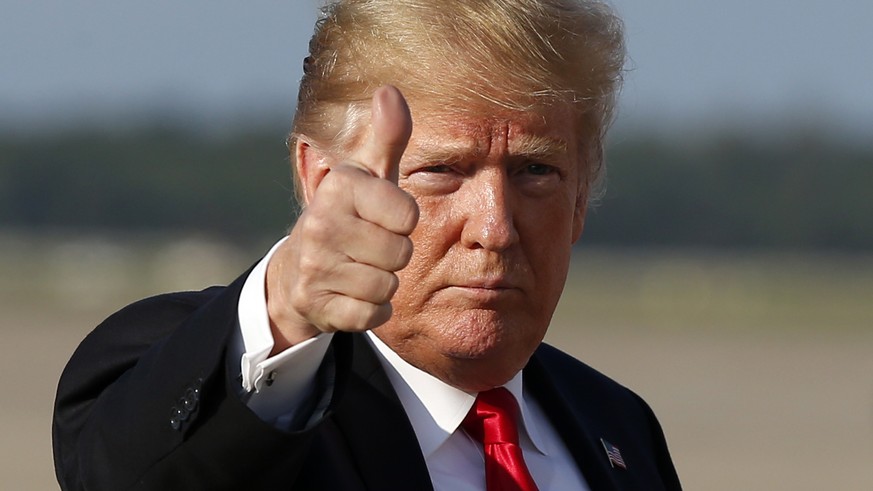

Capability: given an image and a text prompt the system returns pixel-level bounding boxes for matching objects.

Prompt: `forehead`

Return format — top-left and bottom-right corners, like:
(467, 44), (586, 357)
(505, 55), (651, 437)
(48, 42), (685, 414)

(405, 104), (578, 161)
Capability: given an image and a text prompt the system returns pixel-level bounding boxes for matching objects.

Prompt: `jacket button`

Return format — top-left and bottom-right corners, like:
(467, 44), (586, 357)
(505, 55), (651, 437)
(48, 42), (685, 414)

(170, 410), (182, 431)
(186, 387), (199, 403)
(172, 405), (189, 421)
(182, 395), (197, 412)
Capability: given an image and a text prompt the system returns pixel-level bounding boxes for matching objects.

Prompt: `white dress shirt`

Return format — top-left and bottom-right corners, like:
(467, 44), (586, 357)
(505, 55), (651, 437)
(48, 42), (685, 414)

(233, 240), (590, 490)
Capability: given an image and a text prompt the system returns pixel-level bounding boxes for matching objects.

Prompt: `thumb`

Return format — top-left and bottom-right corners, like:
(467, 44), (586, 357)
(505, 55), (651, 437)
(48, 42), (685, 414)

(349, 85), (413, 184)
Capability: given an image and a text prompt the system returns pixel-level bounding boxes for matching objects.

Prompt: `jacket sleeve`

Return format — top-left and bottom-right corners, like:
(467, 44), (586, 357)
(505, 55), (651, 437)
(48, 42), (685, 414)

(52, 272), (351, 491)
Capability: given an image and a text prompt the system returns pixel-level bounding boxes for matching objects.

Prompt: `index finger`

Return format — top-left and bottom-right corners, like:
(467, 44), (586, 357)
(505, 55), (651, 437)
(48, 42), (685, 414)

(348, 85), (413, 184)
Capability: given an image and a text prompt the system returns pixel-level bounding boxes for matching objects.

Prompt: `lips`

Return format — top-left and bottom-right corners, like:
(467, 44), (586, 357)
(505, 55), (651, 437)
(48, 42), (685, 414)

(457, 277), (514, 289)
(437, 276), (521, 304)
(431, 260), (526, 300)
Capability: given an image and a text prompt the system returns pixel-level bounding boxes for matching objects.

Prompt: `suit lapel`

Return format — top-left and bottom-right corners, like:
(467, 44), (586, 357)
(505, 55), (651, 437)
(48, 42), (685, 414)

(328, 336), (629, 490)
(332, 333), (435, 491)
(525, 348), (621, 491)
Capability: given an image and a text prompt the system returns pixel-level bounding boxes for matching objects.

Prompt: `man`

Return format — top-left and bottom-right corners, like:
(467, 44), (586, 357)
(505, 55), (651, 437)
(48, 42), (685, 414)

(54, 0), (681, 489)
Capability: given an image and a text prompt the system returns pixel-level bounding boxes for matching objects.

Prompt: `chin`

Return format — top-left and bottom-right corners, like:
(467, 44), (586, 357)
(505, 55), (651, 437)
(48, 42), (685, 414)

(437, 310), (543, 366)
(382, 307), (548, 390)
(443, 346), (533, 392)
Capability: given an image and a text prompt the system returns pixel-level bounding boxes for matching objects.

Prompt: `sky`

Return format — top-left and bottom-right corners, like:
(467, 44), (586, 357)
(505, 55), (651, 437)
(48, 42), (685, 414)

(3, 0), (872, 138)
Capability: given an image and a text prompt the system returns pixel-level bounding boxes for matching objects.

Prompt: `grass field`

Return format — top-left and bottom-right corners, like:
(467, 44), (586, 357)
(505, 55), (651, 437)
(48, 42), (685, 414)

(2, 233), (871, 489)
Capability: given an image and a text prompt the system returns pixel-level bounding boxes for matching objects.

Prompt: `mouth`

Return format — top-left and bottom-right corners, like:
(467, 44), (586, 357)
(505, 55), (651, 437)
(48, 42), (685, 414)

(441, 278), (520, 302)
(459, 278), (514, 289)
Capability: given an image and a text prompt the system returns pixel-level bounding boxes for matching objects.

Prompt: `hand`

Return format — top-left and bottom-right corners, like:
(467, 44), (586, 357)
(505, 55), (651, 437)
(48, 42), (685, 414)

(265, 86), (419, 353)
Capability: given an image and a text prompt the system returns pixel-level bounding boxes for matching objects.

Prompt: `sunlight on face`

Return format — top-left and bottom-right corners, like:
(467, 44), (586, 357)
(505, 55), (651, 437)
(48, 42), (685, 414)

(374, 106), (588, 391)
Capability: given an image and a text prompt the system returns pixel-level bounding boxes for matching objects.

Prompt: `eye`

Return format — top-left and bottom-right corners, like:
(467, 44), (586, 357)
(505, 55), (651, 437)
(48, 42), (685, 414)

(513, 161), (564, 197)
(524, 163), (557, 176)
(422, 164), (453, 174)
(404, 162), (464, 196)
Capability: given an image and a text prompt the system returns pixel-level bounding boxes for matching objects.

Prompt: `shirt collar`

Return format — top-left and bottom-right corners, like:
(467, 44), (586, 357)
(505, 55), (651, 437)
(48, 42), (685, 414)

(364, 331), (548, 458)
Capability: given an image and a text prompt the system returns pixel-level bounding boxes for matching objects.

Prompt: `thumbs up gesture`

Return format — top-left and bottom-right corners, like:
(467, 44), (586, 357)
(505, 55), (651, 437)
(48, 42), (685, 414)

(265, 86), (419, 353)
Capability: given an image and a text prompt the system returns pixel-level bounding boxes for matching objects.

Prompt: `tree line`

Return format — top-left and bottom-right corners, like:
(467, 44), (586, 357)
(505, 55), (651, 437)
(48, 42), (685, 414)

(1, 124), (871, 251)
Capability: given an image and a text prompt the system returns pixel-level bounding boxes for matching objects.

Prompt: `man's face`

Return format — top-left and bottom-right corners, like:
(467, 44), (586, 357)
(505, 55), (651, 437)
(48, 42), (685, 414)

(374, 104), (587, 391)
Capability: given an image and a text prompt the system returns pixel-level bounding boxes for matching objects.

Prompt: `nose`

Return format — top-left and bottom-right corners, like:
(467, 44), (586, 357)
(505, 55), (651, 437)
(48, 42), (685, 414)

(459, 169), (519, 251)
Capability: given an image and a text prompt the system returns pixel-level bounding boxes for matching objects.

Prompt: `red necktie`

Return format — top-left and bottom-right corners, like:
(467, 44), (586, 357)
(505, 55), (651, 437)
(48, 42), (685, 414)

(463, 388), (539, 491)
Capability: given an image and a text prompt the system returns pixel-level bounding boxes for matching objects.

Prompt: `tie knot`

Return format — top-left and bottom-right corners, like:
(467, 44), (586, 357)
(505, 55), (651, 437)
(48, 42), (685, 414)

(463, 387), (521, 445)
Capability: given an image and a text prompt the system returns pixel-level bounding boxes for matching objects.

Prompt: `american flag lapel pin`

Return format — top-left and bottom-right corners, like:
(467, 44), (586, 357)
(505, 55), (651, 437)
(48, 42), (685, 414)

(600, 438), (627, 470)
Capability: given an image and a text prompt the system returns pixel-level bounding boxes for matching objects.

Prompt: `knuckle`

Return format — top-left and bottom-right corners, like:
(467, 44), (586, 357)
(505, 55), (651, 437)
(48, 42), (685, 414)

(374, 273), (399, 304)
(296, 250), (324, 278)
(299, 212), (335, 243)
(314, 172), (343, 199)
(347, 301), (392, 332)
(396, 193), (420, 234)
(350, 307), (375, 332)
(317, 292), (394, 332)
(379, 187), (419, 233)
(333, 164), (371, 189)
(327, 165), (358, 183)
(369, 303), (393, 329)
(396, 236), (414, 267)
(382, 235), (413, 271)
(338, 303), (371, 332)
(321, 296), (352, 332)
(313, 170), (360, 208)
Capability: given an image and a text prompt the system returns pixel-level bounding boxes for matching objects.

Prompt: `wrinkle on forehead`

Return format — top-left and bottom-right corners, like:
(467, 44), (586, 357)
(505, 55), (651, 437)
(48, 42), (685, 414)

(408, 136), (486, 163)
(406, 112), (572, 164)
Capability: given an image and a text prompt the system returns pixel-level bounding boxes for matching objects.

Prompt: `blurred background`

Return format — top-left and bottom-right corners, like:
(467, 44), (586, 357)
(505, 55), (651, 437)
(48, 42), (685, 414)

(2, 0), (871, 488)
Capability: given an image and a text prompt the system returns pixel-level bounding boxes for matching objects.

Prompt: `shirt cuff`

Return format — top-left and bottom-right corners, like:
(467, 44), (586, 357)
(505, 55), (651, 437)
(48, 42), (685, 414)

(246, 333), (333, 425)
(236, 237), (334, 424)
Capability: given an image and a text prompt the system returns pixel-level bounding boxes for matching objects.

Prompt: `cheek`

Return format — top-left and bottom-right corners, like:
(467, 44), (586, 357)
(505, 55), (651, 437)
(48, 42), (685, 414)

(395, 197), (457, 293)
(516, 196), (576, 295)
(518, 190), (576, 245)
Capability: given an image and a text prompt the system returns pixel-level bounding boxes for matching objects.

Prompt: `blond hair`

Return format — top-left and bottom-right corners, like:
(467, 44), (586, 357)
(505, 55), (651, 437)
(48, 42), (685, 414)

(290, 0), (625, 202)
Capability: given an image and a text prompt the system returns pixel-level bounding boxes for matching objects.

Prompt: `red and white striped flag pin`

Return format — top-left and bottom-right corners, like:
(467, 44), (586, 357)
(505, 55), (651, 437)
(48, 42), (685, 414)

(600, 438), (627, 470)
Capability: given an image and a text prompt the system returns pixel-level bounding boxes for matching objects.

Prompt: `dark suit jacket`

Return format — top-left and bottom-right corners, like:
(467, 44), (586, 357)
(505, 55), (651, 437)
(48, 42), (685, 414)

(53, 271), (681, 490)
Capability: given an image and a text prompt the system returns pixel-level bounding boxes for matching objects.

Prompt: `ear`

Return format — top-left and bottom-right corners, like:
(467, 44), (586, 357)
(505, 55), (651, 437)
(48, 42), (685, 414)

(571, 182), (588, 243)
(295, 138), (334, 206)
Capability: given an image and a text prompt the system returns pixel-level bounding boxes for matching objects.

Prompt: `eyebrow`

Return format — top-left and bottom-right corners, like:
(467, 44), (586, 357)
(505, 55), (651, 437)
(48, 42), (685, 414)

(410, 139), (482, 163)
(410, 134), (569, 164)
(510, 134), (569, 162)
